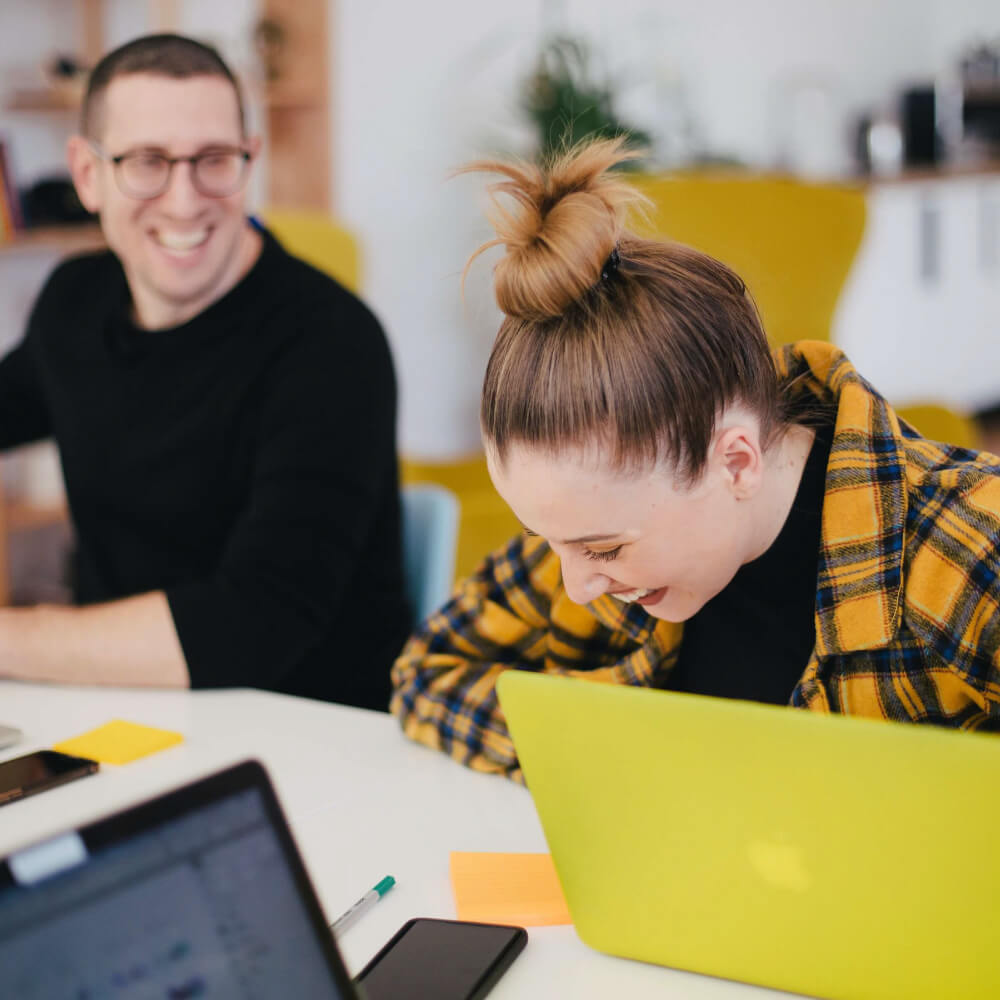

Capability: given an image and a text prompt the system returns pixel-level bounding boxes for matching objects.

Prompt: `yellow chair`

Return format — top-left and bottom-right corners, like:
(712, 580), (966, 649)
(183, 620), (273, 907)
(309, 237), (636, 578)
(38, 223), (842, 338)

(631, 172), (980, 448)
(894, 404), (980, 450)
(262, 209), (361, 293)
(630, 172), (866, 347)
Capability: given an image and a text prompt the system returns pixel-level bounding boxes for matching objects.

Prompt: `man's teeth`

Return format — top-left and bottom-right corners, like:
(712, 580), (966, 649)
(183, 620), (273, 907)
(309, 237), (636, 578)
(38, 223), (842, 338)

(610, 588), (655, 603)
(155, 229), (208, 251)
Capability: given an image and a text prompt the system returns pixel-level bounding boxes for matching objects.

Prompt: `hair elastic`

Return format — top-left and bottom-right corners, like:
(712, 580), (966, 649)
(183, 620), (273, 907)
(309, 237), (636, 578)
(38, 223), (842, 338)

(601, 246), (621, 282)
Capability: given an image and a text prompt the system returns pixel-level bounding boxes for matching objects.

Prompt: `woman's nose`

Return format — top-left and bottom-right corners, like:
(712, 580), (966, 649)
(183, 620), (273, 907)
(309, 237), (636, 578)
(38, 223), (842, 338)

(558, 549), (612, 605)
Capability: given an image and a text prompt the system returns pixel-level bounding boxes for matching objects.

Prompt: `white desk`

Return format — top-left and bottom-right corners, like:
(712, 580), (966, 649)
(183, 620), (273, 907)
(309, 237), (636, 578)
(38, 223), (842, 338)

(0, 681), (784, 999)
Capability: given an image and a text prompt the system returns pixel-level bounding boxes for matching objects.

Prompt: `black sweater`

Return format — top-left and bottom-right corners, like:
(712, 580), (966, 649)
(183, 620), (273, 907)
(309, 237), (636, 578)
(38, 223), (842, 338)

(669, 425), (833, 705)
(0, 229), (410, 709)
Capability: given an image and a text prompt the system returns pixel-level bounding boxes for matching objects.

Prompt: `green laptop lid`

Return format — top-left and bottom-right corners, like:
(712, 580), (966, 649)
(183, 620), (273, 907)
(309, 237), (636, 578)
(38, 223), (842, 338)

(497, 670), (1000, 1000)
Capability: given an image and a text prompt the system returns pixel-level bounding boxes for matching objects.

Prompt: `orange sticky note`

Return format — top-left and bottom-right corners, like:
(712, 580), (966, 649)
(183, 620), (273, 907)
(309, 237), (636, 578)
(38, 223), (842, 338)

(53, 719), (183, 765)
(450, 851), (572, 926)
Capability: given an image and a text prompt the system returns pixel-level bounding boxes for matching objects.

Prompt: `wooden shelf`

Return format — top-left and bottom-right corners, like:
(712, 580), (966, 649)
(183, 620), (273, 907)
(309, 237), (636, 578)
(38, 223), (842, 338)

(262, 0), (330, 211)
(865, 159), (1000, 186)
(963, 83), (1000, 101)
(6, 501), (68, 533)
(264, 85), (323, 110)
(5, 88), (83, 113)
(0, 224), (104, 255)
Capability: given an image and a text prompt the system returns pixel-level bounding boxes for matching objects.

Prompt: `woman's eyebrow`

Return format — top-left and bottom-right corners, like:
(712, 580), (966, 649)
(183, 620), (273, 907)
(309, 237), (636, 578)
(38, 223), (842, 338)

(518, 523), (624, 545)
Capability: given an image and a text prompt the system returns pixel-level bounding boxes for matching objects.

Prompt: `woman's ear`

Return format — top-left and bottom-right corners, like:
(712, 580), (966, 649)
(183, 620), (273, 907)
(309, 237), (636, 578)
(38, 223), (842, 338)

(714, 423), (763, 500)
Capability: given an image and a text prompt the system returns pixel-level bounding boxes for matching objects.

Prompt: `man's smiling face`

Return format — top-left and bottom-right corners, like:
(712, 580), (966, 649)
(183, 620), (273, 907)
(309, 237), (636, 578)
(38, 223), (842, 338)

(71, 72), (257, 329)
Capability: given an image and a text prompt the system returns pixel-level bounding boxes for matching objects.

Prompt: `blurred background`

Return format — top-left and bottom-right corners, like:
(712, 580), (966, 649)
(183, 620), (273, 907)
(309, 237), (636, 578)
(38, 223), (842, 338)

(0, 0), (998, 599)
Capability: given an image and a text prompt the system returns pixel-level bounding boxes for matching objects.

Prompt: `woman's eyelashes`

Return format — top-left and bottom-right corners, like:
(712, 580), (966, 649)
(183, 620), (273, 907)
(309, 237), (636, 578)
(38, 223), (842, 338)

(520, 526), (623, 562)
(585, 546), (623, 562)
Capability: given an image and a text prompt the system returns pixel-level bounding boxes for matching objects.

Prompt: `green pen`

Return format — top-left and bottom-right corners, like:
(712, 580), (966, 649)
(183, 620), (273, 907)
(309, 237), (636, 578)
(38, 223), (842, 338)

(330, 876), (395, 934)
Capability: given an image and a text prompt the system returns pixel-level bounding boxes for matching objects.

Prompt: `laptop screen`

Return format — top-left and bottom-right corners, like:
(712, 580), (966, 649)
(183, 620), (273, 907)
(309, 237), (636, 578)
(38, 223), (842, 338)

(0, 763), (355, 1000)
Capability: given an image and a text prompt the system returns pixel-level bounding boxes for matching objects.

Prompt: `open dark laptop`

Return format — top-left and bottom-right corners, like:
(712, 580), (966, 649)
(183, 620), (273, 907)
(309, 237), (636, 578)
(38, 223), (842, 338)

(0, 760), (359, 999)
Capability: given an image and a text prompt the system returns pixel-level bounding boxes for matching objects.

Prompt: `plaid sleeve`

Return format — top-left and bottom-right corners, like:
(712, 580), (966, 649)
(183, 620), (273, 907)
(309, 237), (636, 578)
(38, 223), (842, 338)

(390, 533), (560, 781)
(389, 533), (659, 781)
(903, 469), (1000, 725)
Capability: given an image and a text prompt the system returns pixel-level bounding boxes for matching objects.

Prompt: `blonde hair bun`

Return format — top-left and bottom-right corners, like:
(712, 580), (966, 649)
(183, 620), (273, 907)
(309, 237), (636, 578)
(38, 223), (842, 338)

(464, 137), (646, 320)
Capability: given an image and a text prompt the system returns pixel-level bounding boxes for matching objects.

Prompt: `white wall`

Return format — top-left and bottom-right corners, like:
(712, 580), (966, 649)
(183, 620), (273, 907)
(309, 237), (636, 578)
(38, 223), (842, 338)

(927, 0), (1000, 71)
(333, 0), (544, 459)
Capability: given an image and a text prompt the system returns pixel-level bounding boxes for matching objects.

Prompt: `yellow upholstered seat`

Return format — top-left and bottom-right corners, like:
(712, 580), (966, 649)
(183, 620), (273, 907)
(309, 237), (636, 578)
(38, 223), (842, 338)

(895, 404), (979, 450)
(630, 172), (866, 347)
(262, 209), (361, 293)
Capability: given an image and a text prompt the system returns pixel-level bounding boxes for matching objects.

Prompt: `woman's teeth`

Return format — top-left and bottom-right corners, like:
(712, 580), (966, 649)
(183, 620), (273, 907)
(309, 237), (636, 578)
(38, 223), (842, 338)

(610, 588), (656, 603)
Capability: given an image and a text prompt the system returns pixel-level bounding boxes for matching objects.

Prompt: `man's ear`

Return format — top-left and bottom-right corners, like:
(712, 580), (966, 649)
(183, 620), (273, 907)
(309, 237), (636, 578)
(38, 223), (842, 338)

(66, 136), (102, 214)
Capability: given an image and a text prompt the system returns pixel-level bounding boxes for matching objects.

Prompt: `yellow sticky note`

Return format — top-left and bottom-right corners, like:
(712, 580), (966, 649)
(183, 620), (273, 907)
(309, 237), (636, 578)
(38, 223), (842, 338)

(450, 851), (572, 926)
(53, 719), (184, 765)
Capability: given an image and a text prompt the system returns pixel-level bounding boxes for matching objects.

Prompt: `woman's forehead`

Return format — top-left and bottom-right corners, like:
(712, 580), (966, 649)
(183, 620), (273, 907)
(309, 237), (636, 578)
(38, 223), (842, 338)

(490, 443), (680, 528)
(489, 439), (667, 486)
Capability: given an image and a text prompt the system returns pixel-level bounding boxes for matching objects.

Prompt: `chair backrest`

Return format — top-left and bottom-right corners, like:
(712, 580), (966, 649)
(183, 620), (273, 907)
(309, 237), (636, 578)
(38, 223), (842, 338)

(630, 173), (867, 347)
(402, 483), (460, 625)
(262, 209), (361, 293)
(400, 455), (522, 581)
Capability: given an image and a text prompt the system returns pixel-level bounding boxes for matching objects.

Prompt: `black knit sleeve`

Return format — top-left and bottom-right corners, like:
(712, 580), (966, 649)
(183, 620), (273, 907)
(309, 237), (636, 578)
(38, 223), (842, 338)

(0, 263), (68, 449)
(165, 296), (399, 691)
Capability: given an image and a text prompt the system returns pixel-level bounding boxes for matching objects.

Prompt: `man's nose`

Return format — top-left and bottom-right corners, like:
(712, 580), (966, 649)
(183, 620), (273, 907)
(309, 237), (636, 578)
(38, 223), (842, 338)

(158, 161), (202, 214)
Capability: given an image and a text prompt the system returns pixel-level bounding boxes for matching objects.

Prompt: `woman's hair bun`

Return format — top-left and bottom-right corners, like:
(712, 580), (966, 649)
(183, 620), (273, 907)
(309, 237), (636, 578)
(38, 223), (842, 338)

(463, 137), (646, 320)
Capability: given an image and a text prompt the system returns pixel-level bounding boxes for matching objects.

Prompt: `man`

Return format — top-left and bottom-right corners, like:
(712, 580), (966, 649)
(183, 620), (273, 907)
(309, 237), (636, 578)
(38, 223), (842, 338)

(0, 34), (410, 709)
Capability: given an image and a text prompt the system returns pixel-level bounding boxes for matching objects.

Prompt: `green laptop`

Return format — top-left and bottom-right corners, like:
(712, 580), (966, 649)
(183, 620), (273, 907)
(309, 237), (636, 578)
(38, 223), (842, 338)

(497, 670), (1000, 1000)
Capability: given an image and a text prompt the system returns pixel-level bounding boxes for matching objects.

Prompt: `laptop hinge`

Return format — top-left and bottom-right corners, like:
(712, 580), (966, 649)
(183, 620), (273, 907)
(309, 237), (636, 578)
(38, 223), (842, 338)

(9, 833), (88, 885)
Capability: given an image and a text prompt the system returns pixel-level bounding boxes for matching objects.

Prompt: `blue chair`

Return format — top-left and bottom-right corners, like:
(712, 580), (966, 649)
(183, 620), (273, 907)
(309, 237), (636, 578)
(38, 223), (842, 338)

(402, 483), (460, 626)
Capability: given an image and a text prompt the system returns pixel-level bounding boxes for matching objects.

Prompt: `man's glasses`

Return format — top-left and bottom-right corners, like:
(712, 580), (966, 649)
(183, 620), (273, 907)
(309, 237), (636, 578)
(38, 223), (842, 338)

(89, 143), (252, 200)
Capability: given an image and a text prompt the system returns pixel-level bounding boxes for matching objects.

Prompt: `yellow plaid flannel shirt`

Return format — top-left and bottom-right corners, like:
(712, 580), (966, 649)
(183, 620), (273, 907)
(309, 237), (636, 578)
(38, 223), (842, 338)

(391, 342), (1000, 781)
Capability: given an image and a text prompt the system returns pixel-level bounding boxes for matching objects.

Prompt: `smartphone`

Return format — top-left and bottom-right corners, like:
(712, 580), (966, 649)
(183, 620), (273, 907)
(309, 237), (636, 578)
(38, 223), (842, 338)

(0, 749), (99, 807)
(355, 918), (527, 1000)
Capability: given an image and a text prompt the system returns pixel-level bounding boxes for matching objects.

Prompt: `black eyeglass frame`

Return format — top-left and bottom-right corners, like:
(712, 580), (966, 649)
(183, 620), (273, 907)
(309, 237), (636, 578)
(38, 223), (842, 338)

(88, 142), (253, 200)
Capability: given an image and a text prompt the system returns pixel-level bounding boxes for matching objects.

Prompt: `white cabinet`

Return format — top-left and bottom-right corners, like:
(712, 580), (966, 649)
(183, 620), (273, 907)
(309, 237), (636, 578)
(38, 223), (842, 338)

(835, 171), (1000, 414)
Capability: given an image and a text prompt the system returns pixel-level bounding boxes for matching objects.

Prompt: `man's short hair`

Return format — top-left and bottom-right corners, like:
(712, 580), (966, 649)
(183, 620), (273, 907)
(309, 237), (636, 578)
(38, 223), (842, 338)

(81, 33), (246, 138)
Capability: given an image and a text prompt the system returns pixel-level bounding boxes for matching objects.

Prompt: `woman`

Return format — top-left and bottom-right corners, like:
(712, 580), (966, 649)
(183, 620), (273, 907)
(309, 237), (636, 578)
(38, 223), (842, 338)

(391, 138), (1000, 782)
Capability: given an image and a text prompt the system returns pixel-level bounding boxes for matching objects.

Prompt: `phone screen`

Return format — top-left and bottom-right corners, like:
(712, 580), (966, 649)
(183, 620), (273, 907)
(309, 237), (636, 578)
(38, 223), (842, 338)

(356, 918), (527, 1000)
(0, 750), (99, 806)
